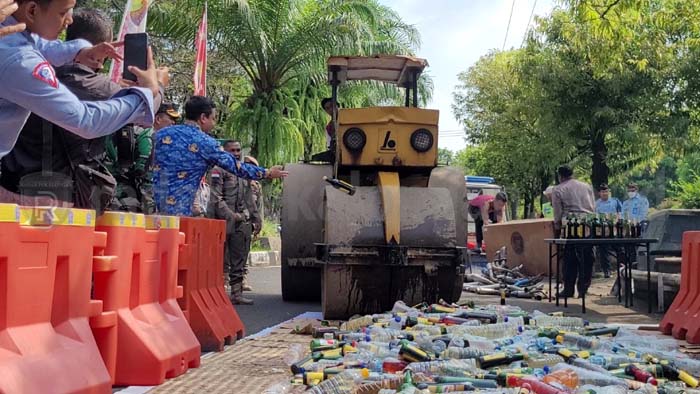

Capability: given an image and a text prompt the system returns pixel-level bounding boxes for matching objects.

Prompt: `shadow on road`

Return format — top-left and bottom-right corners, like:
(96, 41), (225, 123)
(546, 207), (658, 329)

(236, 267), (320, 335)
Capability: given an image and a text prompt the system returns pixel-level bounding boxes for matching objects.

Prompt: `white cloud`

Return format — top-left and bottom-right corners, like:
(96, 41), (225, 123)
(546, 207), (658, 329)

(379, 0), (555, 151)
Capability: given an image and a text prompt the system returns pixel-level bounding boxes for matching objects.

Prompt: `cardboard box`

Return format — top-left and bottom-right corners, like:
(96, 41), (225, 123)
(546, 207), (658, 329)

(482, 219), (554, 275)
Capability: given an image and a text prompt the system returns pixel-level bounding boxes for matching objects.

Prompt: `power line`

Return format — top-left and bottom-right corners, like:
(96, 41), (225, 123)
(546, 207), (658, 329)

(502, 0), (516, 50)
(521, 0), (538, 48)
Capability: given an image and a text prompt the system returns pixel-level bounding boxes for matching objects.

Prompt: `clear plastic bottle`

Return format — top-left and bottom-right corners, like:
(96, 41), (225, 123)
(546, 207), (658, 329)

(392, 301), (418, 315)
(570, 357), (610, 374)
(301, 359), (344, 372)
(388, 315), (405, 330)
(440, 347), (487, 359)
(337, 332), (367, 342)
(357, 341), (399, 359)
(531, 337), (556, 351)
(303, 369), (368, 394)
(525, 354), (565, 369)
(459, 335), (497, 351)
(367, 327), (394, 342)
(406, 359), (479, 375)
(446, 321), (522, 339)
(556, 333), (599, 350)
(283, 343), (306, 366)
(533, 315), (585, 329)
(411, 324), (444, 336)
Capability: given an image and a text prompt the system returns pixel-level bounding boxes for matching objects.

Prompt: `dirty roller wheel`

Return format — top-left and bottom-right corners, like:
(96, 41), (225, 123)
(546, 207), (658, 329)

(429, 166), (468, 246)
(281, 163), (332, 301)
(321, 185), (464, 319)
(429, 166), (468, 301)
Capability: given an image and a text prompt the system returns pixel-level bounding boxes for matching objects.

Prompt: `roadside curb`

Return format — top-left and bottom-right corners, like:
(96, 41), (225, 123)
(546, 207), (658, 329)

(248, 251), (280, 267)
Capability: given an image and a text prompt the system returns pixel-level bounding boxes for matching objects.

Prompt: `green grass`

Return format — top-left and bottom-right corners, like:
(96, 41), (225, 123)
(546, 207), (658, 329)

(251, 221), (280, 252)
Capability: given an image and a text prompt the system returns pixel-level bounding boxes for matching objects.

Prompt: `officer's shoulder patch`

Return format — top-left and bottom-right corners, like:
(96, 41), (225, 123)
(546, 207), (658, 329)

(32, 61), (58, 89)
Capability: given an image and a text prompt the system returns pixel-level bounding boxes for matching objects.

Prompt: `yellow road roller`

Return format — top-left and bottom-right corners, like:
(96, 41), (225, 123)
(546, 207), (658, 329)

(281, 55), (468, 319)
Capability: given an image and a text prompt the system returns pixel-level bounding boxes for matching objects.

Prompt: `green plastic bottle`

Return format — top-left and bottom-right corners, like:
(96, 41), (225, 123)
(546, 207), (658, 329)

(398, 369), (417, 394)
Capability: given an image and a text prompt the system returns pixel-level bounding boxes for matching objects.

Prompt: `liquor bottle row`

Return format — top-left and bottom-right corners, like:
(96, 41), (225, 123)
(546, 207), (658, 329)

(563, 213), (644, 239)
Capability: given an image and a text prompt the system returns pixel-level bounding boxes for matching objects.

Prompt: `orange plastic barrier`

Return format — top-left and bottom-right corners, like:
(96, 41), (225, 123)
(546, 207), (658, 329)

(178, 217), (245, 352)
(0, 205), (114, 394)
(93, 212), (200, 386)
(660, 231), (700, 342)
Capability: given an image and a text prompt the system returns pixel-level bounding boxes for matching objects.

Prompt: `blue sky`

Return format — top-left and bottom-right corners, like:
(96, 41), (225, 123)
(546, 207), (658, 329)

(379, 0), (556, 152)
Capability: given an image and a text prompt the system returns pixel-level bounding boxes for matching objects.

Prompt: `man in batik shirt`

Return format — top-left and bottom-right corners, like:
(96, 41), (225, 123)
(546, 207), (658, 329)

(152, 96), (287, 216)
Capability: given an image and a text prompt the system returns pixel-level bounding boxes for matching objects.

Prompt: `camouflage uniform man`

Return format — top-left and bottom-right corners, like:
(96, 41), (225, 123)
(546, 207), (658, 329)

(242, 156), (264, 291)
(106, 103), (180, 213)
(209, 140), (262, 305)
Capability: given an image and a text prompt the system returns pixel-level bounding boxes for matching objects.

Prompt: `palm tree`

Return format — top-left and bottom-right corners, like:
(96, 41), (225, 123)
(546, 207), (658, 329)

(149, 0), (428, 165)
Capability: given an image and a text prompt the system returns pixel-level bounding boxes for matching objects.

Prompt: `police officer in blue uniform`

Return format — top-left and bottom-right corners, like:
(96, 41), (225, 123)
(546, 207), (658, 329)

(0, 1), (162, 180)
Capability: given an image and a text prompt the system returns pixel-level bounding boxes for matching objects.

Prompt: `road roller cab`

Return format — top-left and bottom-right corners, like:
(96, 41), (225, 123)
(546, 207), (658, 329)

(281, 56), (468, 319)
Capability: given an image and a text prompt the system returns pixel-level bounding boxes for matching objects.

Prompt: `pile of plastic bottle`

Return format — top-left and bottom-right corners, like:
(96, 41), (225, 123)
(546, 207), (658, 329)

(264, 301), (700, 394)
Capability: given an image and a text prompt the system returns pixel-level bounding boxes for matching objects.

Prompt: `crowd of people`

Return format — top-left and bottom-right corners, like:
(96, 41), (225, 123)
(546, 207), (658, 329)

(0, 1), (288, 304)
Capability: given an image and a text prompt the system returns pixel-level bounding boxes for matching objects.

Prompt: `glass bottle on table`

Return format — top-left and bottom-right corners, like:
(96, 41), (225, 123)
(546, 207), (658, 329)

(590, 215), (598, 239)
(599, 214), (607, 238)
(616, 217), (624, 239)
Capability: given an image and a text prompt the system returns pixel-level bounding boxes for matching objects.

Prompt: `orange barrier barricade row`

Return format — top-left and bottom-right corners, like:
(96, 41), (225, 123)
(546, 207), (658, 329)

(0, 205), (113, 394)
(660, 231), (700, 342)
(93, 212), (200, 386)
(179, 217), (245, 352)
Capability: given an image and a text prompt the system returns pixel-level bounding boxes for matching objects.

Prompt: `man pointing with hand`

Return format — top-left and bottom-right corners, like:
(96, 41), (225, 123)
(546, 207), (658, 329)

(0, 0), (162, 170)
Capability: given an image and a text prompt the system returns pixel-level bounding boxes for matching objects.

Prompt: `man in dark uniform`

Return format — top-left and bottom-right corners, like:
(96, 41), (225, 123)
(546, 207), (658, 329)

(209, 140), (262, 305)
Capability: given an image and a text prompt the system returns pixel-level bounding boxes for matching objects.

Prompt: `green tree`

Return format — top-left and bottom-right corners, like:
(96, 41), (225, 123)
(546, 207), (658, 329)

(438, 148), (453, 165)
(452, 50), (570, 218)
(149, 0), (424, 166)
(453, 0), (700, 215)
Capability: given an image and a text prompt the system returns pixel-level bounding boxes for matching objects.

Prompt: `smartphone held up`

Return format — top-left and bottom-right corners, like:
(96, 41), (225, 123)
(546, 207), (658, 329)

(122, 33), (149, 82)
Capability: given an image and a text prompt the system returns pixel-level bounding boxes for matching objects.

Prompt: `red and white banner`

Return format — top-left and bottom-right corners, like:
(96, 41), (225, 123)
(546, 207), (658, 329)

(109, 0), (151, 83)
(193, 3), (208, 96)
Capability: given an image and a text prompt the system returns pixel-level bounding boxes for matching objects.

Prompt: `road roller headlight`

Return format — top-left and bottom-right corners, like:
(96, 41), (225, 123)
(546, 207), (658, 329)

(343, 127), (366, 152)
(411, 129), (433, 152)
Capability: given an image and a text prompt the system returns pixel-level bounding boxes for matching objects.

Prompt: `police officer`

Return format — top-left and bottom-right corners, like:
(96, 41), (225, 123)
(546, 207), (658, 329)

(209, 141), (262, 305)
(622, 182), (650, 228)
(0, 1), (162, 179)
(106, 103), (181, 214)
(1, 8), (124, 208)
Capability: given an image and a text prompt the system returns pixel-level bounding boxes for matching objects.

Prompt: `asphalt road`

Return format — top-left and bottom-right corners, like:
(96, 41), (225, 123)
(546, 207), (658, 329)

(235, 266), (320, 335)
